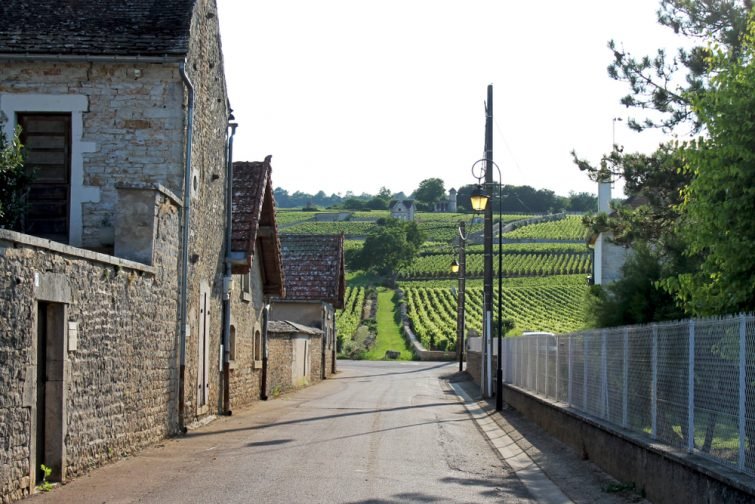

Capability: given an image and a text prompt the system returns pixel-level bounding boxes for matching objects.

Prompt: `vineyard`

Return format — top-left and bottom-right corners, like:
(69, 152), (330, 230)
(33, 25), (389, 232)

(401, 275), (589, 351)
(280, 207), (593, 354)
(504, 215), (588, 241)
(335, 286), (365, 347)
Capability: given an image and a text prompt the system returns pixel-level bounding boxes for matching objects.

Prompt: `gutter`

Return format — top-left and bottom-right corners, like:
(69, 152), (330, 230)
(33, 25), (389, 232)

(177, 61), (194, 433)
(221, 119), (238, 415)
(0, 53), (184, 64)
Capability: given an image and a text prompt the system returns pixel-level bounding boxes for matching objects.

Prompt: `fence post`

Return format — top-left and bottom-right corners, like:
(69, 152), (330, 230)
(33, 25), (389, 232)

(688, 319), (695, 453)
(568, 335), (573, 406)
(601, 330), (608, 418)
(622, 327), (629, 428)
(583, 334), (588, 411)
(555, 335), (560, 402)
(536, 334), (540, 394)
(651, 325), (658, 439)
(739, 314), (746, 472)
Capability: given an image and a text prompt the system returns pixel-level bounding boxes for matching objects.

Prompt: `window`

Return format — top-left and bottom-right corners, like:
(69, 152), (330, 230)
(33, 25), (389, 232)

(240, 272), (252, 302)
(229, 325), (237, 362)
(253, 329), (262, 368)
(18, 113), (71, 242)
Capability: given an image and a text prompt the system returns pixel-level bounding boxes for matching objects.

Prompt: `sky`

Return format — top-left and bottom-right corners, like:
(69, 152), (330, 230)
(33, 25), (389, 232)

(216, 0), (684, 198)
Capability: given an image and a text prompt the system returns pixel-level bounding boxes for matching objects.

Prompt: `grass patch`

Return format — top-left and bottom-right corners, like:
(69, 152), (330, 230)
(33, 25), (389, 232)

(364, 287), (413, 360)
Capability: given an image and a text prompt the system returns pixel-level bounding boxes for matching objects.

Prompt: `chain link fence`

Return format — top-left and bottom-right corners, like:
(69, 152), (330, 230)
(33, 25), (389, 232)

(502, 314), (755, 477)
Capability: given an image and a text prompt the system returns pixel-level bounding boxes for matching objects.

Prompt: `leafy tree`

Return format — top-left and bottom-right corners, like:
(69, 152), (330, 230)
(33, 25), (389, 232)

(413, 178), (445, 210)
(566, 191), (597, 212)
(349, 219), (425, 276)
(376, 186), (392, 202)
(664, 20), (755, 316)
(0, 126), (30, 230)
(608, 0), (752, 133)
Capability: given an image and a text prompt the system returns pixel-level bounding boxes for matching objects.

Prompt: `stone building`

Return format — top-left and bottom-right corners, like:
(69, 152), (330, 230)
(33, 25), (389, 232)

(270, 234), (346, 380)
(389, 199), (416, 221)
(0, 1), (285, 501)
(227, 159), (284, 409)
(433, 188), (458, 213)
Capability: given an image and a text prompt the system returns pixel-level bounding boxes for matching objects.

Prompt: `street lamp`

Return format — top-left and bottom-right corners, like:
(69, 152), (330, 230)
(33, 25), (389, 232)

(470, 159), (504, 409)
(470, 158), (505, 411)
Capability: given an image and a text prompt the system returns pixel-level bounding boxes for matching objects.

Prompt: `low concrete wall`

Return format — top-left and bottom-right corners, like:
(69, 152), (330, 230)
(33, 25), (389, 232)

(498, 382), (755, 504)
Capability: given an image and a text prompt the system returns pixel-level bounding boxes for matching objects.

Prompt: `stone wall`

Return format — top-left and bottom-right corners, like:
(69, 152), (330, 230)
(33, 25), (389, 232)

(180, 0), (230, 424)
(0, 190), (180, 502)
(267, 336), (295, 397)
(228, 252), (266, 411)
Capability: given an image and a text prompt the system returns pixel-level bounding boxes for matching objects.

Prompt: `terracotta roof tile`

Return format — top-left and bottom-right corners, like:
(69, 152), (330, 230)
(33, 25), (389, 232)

(232, 157), (284, 296)
(275, 234), (345, 308)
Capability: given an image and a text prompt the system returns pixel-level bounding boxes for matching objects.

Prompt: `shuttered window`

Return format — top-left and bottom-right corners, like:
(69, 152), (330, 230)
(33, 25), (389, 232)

(18, 113), (71, 243)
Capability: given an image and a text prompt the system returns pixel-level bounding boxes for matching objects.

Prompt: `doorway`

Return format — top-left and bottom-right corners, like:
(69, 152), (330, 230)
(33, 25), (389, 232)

(35, 301), (66, 484)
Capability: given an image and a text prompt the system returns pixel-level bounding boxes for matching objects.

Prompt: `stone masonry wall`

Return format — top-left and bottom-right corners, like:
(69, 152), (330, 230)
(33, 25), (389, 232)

(228, 253), (266, 411)
(0, 62), (184, 250)
(0, 192), (180, 503)
(181, 0), (230, 423)
(267, 336), (295, 397)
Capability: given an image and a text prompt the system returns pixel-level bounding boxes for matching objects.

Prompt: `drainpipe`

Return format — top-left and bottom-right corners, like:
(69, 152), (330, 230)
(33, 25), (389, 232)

(261, 303), (271, 400)
(331, 309), (337, 375)
(221, 119), (238, 416)
(177, 61), (194, 433)
(321, 303), (327, 380)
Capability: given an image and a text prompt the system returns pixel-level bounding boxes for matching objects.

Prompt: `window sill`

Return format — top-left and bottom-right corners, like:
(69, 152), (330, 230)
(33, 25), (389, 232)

(242, 291), (252, 303)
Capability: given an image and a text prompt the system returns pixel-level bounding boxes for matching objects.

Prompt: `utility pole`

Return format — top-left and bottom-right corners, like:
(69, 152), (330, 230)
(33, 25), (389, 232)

(483, 84), (493, 398)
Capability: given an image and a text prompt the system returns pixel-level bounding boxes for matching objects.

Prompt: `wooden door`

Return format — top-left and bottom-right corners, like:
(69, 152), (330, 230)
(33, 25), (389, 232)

(18, 114), (71, 243)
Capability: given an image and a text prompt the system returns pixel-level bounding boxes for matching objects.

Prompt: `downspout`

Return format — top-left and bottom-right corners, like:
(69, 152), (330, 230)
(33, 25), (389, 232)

(261, 303), (271, 400)
(221, 119), (238, 416)
(321, 303), (327, 380)
(331, 309), (337, 375)
(178, 61), (194, 433)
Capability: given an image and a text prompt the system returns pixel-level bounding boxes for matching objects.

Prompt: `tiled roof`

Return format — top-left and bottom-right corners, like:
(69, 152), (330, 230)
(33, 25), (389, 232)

(232, 157), (284, 296)
(276, 234), (345, 309)
(0, 0), (196, 57)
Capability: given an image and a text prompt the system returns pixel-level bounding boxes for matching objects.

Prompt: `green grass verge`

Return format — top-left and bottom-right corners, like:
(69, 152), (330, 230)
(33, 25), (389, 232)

(364, 287), (414, 360)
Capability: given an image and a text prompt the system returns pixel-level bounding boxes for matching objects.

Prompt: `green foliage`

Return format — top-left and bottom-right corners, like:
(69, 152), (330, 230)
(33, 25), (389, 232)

(607, 0), (751, 132)
(665, 20), (755, 316)
(38, 464), (53, 492)
(587, 243), (685, 327)
(335, 286), (366, 349)
(0, 126), (30, 229)
(413, 178), (446, 209)
(350, 218), (424, 276)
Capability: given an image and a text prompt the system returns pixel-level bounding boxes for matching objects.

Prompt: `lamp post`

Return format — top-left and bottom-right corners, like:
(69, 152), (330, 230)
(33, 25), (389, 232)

(469, 160), (504, 410)
(451, 221), (467, 372)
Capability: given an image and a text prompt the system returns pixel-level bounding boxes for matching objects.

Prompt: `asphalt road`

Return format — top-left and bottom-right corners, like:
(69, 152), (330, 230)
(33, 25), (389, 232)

(28, 361), (536, 503)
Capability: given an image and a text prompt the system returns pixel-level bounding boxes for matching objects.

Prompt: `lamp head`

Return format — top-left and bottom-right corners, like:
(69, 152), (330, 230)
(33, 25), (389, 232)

(450, 259), (460, 274)
(469, 184), (489, 212)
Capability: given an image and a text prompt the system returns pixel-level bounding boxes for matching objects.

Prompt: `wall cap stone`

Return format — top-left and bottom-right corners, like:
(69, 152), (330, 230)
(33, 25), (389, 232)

(0, 229), (155, 274)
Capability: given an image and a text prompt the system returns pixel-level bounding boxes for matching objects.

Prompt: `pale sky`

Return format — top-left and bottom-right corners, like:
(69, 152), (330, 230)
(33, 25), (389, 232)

(216, 0), (684, 198)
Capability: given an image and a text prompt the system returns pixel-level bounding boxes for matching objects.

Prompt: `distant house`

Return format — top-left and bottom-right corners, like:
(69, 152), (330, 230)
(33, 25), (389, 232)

(270, 234), (346, 380)
(389, 199), (416, 221)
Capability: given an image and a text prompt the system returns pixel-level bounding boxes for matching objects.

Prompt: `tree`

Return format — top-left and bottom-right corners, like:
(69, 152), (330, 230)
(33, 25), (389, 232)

(566, 191), (597, 212)
(0, 126), (30, 230)
(413, 178), (445, 210)
(608, 0), (752, 133)
(664, 19), (755, 316)
(349, 219), (425, 276)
